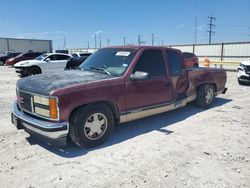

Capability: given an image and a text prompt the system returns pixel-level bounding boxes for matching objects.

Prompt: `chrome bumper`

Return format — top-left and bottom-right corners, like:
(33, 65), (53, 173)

(12, 101), (69, 145)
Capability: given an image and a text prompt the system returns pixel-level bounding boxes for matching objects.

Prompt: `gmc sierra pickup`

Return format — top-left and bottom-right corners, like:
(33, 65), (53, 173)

(11, 46), (227, 148)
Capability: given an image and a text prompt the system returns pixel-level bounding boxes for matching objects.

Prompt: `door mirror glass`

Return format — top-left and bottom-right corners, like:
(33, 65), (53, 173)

(131, 71), (149, 80)
(45, 58), (50, 62)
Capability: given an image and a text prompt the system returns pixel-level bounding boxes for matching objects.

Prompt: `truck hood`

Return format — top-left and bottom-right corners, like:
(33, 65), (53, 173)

(14, 59), (42, 67)
(17, 70), (113, 95)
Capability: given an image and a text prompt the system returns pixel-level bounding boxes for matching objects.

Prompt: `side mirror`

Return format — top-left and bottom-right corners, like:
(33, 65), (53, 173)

(131, 71), (149, 80)
(45, 58), (50, 62)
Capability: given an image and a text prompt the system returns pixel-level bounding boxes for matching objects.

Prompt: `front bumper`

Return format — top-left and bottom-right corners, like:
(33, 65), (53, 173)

(237, 68), (250, 83)
(14, 67), (28, 77)
(11, 101), (69, 145)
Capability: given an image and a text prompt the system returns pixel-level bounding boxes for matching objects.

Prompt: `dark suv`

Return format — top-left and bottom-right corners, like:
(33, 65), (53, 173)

(5, 52), (44, 66)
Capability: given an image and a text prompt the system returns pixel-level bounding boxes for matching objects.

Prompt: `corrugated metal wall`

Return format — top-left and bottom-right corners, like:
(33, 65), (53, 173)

(171, 42), (250, 62)
(0, 38), (52, 54)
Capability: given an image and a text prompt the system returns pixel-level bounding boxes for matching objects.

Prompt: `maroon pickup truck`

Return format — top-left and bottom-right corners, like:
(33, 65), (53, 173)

(11, 46), (227, 148)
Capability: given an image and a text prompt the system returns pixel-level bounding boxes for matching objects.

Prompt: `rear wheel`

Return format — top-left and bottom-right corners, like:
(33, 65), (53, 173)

(69, 104), (114, 148)
(28, 66), (41, 76)
(196, 84), (215, 109)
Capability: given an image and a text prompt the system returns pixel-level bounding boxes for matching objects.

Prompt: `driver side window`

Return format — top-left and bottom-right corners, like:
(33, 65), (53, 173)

(46, 55), (55, 61)
(133, 50), (166, 78)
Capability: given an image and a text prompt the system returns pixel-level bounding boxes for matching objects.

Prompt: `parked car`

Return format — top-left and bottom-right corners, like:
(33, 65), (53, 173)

(237, 58), (250, 84)
(71, 52), (92, 57)
(14, 53), (72, 77)
(65, 53), (92, 70)
(11, 46), (227, 148)
(5, 52), (44, 66)
(0, 52), (21, 65)
(183, 52), (199, 68)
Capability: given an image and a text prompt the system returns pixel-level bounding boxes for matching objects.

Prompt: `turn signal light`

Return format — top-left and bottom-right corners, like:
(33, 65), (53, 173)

(49, 98), (58, 119)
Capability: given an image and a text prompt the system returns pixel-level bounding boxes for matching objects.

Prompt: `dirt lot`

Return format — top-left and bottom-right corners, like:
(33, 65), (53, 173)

(0, 66), (249, 188)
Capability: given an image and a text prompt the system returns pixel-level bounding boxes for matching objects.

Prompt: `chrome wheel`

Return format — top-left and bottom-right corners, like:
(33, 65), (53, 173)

(83, 113), (108, 140)
(205, 88), (214, 104)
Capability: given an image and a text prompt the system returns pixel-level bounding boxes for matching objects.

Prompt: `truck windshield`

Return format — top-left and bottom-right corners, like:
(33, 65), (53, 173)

(80, 48), (137, 76)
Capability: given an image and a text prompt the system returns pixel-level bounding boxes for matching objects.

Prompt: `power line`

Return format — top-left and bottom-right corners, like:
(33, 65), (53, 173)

(207, 14), (216, 44)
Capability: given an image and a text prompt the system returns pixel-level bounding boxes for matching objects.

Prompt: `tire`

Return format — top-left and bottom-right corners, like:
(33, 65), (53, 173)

(238, 79), (243, 85)
(195, 84), (215, 109)
(28, 66), (41, 76)
(69, 104), (114, 148)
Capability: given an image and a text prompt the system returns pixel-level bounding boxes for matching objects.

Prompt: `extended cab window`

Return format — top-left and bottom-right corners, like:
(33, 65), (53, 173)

(133, 50), (166, 77)
(166, 50), (182, 76)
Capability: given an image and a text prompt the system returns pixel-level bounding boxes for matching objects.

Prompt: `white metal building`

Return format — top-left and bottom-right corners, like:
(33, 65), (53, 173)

(170, 42), (250, 62)
(0, 38), (53, 55)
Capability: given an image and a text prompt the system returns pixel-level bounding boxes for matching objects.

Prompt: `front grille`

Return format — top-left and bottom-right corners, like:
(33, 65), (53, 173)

(245, 65), (250, 72)
(17, 90), (33, 114)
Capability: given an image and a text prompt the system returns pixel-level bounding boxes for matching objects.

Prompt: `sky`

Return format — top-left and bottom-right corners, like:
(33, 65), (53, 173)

(0, 0), (250, 49)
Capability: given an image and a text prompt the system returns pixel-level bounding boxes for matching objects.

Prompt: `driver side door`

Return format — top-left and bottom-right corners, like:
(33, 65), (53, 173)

(42, 54), (69, 73)
(124, 49), (174, 120)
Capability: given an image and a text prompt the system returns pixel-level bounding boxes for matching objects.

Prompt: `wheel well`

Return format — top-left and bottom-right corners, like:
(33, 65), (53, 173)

(30, 65), (42, 73)
(197, 83), (217, 92)
(69, 101), (120, 124)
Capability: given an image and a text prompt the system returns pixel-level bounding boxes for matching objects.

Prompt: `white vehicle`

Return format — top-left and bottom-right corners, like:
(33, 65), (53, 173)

(237, 58), (250, 84)
(14, 53), (72, 77)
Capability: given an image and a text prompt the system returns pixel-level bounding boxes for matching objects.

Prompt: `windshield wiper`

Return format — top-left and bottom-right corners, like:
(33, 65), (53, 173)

(89, 67), (112, 75)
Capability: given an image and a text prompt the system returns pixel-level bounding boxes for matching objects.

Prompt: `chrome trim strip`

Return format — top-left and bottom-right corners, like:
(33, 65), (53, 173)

(120, 98), (187, 123)
(12, 101), (68, 139)
(187, 94), (197, 102)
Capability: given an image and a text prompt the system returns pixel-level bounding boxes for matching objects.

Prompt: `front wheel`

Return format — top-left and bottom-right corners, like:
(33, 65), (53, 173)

(195, 84), (215, 109)
(28, 66), (41, 76)
(69, 104), (114, 148)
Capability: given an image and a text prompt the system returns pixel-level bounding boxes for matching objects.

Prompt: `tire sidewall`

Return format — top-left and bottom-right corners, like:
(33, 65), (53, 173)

(28, 66), (40, 76)
(72, 104), (114, 148)
(196, 84), (215, 108)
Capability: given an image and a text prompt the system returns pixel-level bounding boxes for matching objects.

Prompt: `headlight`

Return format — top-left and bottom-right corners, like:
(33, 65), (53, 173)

(33, 95), (58, 120)
(240, 63), (246, 69)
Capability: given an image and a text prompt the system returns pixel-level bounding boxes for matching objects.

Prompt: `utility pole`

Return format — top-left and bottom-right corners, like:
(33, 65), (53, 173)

(63, 36), (66, 49)
(123, 37), (126, 46)
(161, 40), (163, 46)
(107, 39), (110, 46)
(138, 35), (141, 45)
(151, 33), (154, 46)
(207, 14), (216, 44)
(194, 17), (197, 44)
(87, 41), (90, 49)
(94, 33), (97, 49)
(99, 32), (102, 48)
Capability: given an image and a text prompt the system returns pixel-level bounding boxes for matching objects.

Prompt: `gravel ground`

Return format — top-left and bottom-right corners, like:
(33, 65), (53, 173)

(0, 66), (249, 188)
